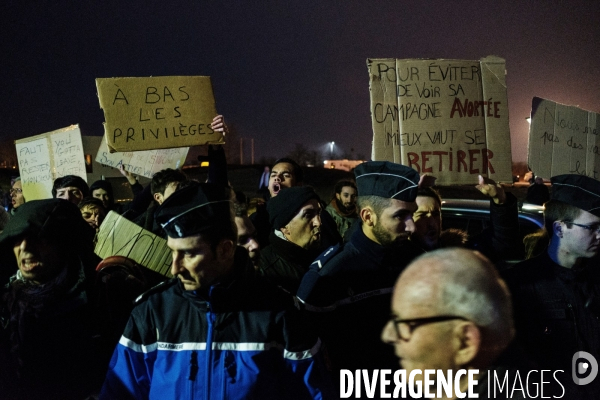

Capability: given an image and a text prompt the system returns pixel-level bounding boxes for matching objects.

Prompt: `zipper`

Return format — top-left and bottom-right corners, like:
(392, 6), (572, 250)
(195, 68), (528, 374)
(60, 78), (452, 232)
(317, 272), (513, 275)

(205, 287), (216, 400)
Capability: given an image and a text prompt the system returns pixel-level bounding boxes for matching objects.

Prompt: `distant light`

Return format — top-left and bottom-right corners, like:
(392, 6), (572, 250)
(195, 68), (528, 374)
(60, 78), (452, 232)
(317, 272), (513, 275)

(323, 160), (328, 164)
(526, 117), (531, 124)
(200, 161), (209, 167)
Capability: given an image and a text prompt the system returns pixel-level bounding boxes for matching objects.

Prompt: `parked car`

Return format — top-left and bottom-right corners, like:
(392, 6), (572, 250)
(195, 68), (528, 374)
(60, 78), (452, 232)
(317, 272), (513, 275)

(441, 199), (545, 266)
(442, 199), (544, 237)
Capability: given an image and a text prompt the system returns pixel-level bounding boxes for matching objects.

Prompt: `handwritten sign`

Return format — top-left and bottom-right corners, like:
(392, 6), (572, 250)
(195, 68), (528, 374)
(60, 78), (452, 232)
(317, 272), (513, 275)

(528, 97), (600, 180)
(96, 76), (223, 153)
(95, 211), (173, 277)
(367, 56), (513, 184)
(16, 125), (86, 200)
(95, 135), (189, 179)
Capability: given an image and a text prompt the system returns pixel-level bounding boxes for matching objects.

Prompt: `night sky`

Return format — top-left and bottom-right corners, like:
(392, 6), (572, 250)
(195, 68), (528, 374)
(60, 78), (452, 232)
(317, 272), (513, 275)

(2, 1), (599, 164)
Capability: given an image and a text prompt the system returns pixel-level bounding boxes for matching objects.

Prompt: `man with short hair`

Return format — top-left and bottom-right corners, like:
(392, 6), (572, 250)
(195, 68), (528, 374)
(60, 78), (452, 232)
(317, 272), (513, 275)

(325, 180), (358, 239)
(10, 177), (25, 215)
(268, 157), (304, 198)
(381, 248), (514, 398)
(297, 161), (424, 379)
(132, 168), (187, 236)
(504, 174), (600, 396)
(101, 182), (331, 399)
(259, 187), (323, 294)
(52, 175), (89, 205)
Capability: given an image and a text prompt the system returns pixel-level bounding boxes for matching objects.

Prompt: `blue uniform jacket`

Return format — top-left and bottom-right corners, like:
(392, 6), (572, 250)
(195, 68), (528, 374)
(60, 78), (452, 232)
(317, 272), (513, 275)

(100, 259), (331, 400)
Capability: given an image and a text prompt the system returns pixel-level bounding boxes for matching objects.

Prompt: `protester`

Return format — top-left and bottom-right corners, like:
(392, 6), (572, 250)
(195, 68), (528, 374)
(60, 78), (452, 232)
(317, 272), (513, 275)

(251, 157), (341, 249)
(90, 165), (143, 214)
(79, 197), (107, 233)
(10, 177), (25, 215)
(410, 175), (523, 264)
(52, 175), (89, 205)
(503, 174), (600, 397)
(0, 199), (104, 399)
(233, 192), (261, 269)
(131, 168), (187, 236)
(100, 182), (331, 399)
(297, 161), (424, 381)
(259, 186), (323, 294)
(381, 248), (515, 398)
(325, 180), (358, 240)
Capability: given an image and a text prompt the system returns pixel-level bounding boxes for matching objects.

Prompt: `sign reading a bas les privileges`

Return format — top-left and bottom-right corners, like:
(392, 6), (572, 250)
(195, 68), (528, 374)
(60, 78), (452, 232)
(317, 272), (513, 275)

(367, 56), (513, 185)
(96, 76), (223, 153)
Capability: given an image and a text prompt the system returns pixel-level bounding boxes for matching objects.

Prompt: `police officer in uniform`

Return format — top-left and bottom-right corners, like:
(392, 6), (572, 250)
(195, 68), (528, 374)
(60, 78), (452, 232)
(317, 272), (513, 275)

(297, 161), (424, 386)
(504, 174), (600, 399)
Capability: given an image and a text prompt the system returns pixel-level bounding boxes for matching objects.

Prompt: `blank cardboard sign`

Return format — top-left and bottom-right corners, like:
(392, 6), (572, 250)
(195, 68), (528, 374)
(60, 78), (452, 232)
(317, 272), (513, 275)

(96, 76), (223, 153)
(367, 56), (512, 184)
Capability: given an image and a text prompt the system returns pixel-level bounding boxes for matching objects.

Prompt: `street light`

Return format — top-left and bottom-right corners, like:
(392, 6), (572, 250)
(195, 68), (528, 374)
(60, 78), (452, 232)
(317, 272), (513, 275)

(329, 141), (335, 159)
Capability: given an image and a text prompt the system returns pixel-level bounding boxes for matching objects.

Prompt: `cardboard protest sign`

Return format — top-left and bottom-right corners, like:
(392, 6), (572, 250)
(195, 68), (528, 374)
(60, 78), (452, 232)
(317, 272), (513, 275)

(528, 97), (600, 180)
(95, 211), (172, 277)
(95, 135), (189, 179)
(367, 56), (513, 184)
(96, 76), (223, 153)
(16, 125), (86, 200)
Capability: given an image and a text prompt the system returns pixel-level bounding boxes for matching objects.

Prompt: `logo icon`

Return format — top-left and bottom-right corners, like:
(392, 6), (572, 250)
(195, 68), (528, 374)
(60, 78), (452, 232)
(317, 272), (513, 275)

(572, 351), (598, 385)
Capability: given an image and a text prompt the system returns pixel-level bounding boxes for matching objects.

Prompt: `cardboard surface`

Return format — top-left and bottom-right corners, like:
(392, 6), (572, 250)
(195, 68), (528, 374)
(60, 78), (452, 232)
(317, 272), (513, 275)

(96, 76), (223, 152)
(367, 56), (513, 184)
(95, 135), (189, 178)
(528, 97), (600, 180)
(95, 211), (173, 277)
(16, 125), (87, 200)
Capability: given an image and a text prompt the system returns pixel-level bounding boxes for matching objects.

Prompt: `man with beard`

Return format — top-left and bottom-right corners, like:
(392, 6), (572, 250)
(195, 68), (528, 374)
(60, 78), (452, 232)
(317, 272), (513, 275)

(259, 187), (323, 294)
(503, 174), (600, 397)
(297, 161), (423, 389)
(325, 180), (358, 240)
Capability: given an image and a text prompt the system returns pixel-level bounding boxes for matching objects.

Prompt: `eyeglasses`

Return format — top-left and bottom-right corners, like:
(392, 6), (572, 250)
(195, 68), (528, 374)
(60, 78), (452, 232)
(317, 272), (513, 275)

(562, 221), (600, 235)
(9, 188), (22, 195)
(389, 315), (469, 341)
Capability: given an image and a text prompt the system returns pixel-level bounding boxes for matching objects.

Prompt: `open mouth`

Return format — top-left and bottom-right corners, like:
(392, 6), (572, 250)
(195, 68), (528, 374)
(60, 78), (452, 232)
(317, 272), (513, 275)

(272, 183), (281, 195)
(20, 259), (41, 272)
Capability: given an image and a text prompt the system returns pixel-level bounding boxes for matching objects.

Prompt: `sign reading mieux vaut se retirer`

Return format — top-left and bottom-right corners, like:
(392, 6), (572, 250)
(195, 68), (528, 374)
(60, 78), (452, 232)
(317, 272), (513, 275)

(96, 76), (223, 153)
(528, 97), (600, 180)
(367, 56), (512, 185)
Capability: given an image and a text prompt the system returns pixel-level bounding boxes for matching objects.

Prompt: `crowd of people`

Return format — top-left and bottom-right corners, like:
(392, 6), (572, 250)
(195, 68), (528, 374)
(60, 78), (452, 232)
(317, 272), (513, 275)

(0, 121), (599, 399)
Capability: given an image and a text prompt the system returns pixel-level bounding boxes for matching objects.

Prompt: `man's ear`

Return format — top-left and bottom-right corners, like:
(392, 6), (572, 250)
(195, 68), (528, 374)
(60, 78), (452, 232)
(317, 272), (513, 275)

(360, 207), (376, 226)
(216, 239), (235, 261)
(453, 322), (481, 367)
(553, 221), (563, 238)
(153, 193), (162, 204)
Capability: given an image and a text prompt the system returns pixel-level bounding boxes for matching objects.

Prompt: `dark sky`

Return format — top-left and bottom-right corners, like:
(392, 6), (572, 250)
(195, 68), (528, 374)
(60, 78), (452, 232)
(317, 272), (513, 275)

(2, 1), (599, 163)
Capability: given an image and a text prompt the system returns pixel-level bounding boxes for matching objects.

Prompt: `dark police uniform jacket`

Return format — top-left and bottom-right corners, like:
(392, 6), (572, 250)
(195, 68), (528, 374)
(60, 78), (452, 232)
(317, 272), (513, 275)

(297, 227), (423, 373)
(101, 249), (331, 400)
(503, 252), (600, 398)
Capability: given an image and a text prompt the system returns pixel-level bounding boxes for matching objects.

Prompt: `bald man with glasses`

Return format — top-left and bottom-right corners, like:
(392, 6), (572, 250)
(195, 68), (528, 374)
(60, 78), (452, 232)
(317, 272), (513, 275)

(382, 248), (514, 398)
